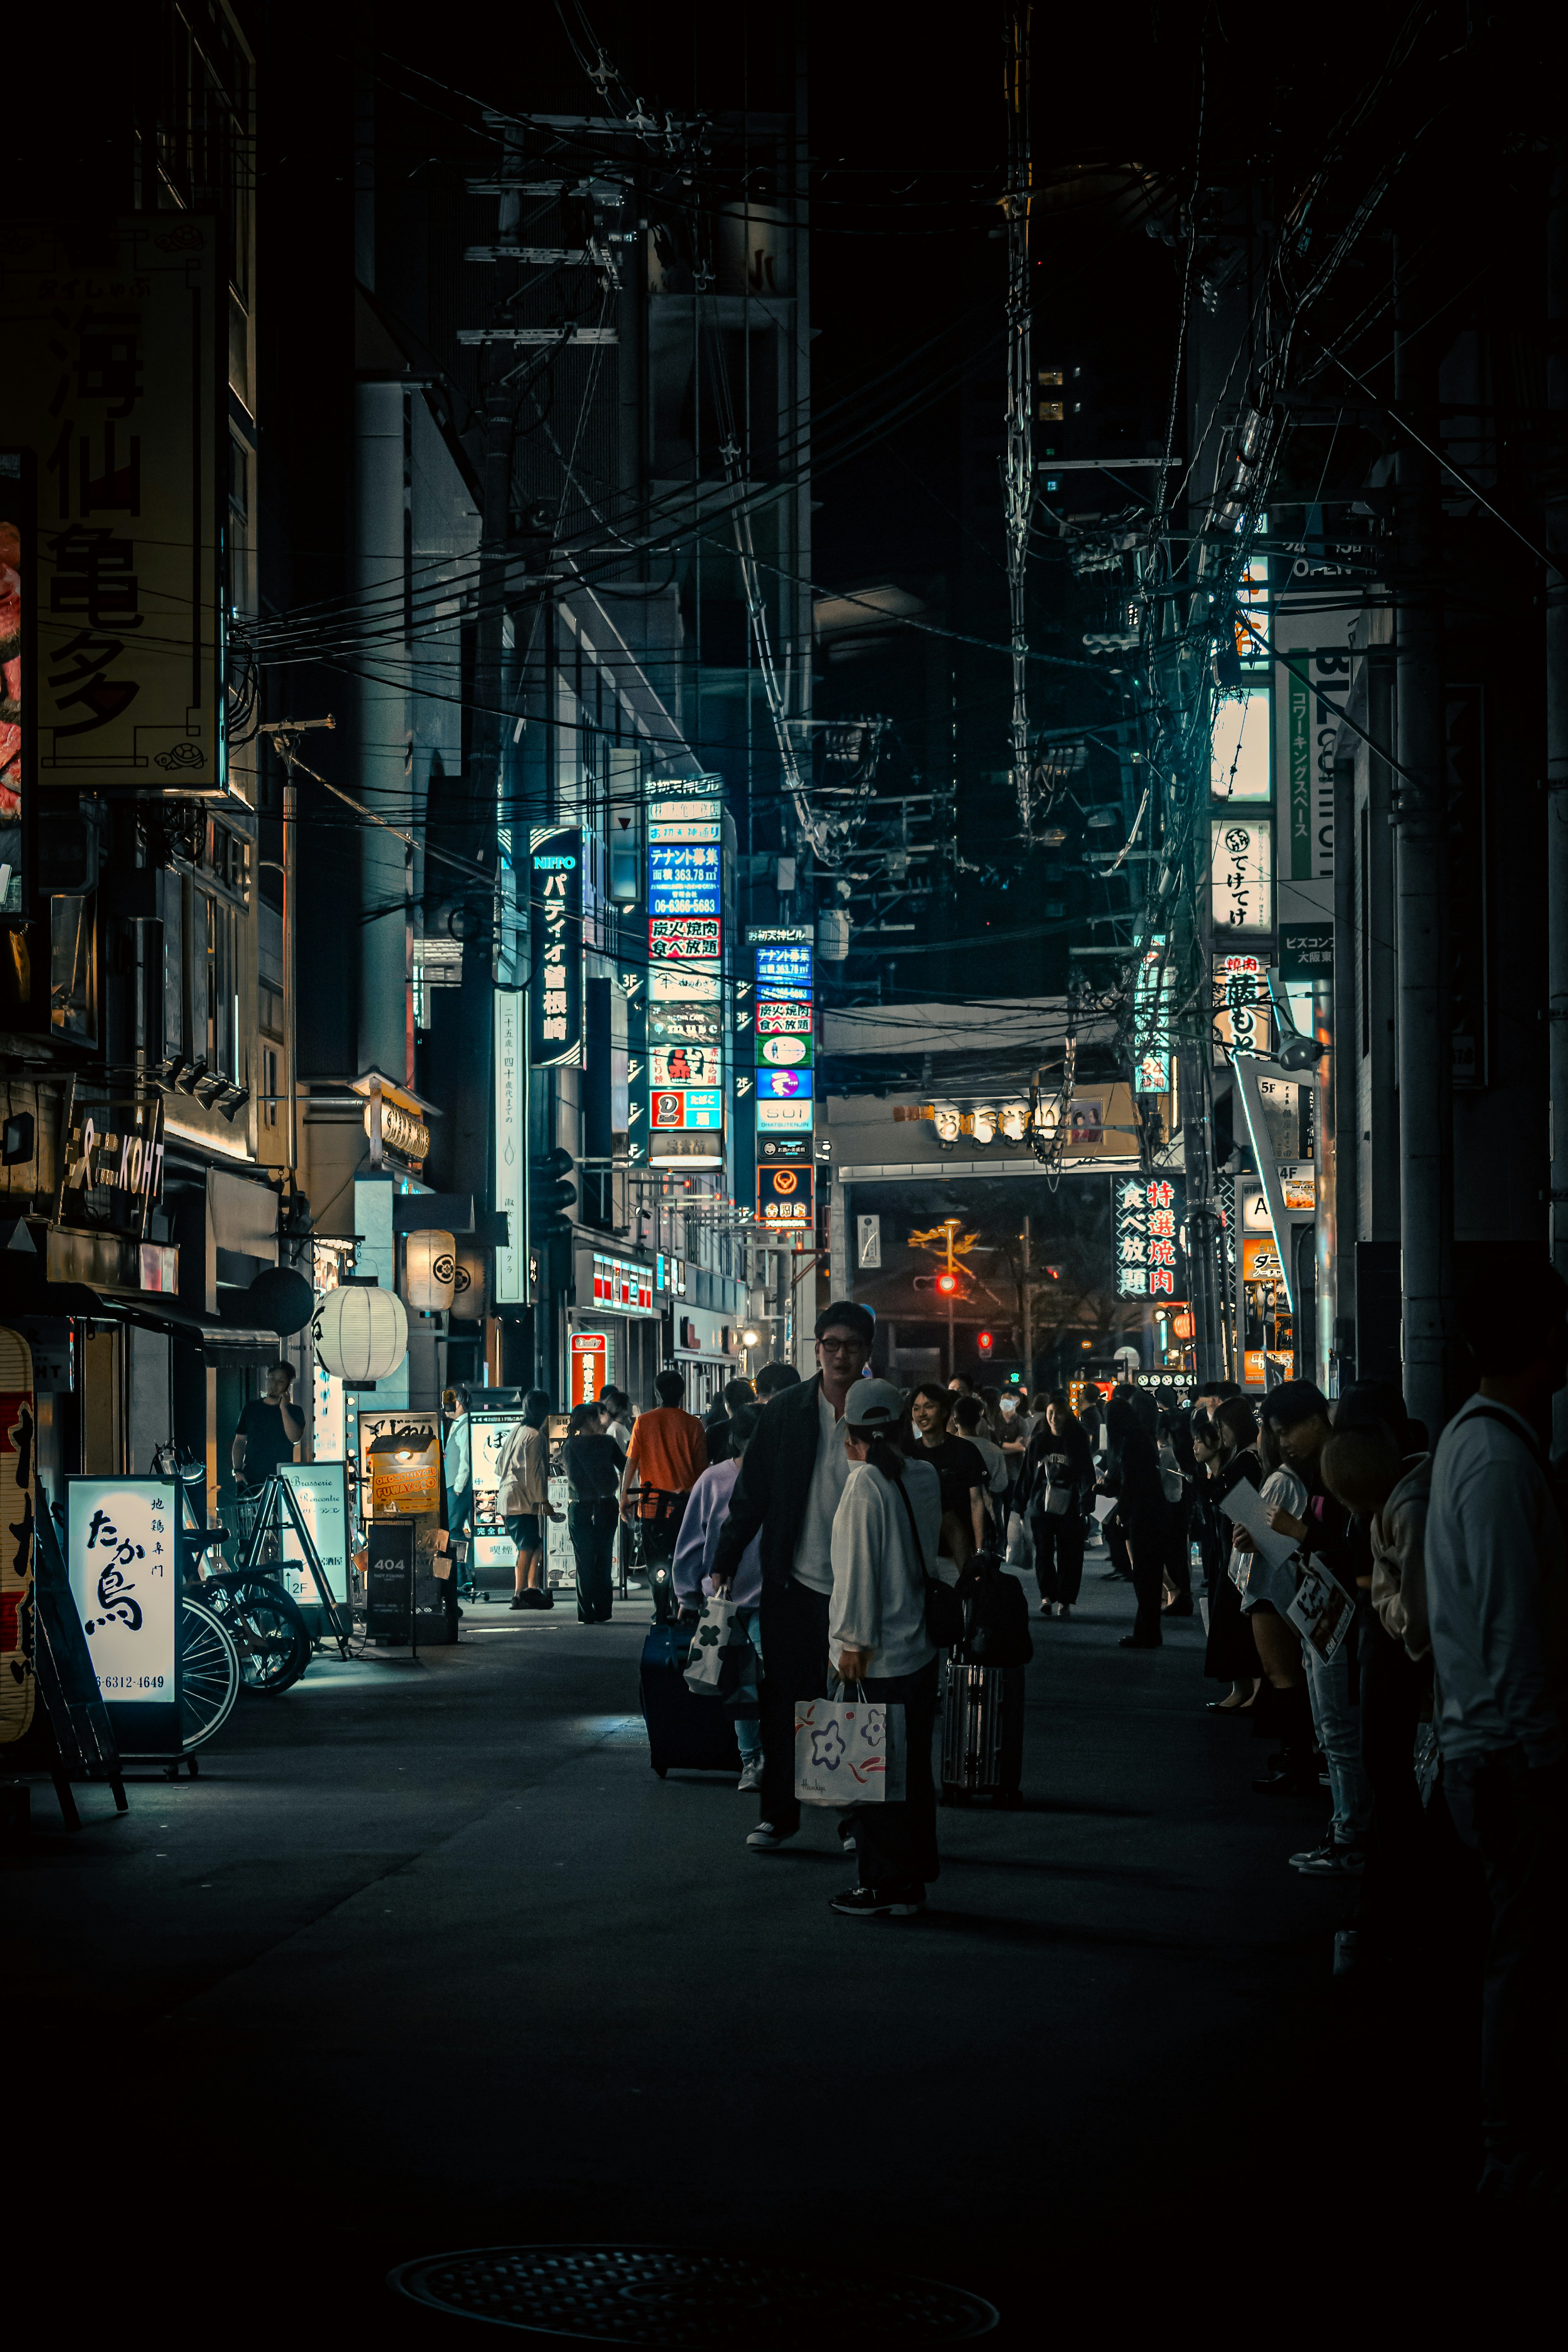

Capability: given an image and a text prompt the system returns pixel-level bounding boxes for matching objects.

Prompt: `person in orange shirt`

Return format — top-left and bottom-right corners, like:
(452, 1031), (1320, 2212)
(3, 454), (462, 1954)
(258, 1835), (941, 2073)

(619, 1370), (709, 1621)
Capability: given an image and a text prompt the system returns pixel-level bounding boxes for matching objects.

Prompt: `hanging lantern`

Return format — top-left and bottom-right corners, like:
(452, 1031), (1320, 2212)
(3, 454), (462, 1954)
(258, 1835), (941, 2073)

(999, 1101), (1031, 1144)
(314, 1283), (408, 1384)
(404, 1229), (457, 1313)
(971, 1105), (998, 1146)
(449, 1244), (487, 1323)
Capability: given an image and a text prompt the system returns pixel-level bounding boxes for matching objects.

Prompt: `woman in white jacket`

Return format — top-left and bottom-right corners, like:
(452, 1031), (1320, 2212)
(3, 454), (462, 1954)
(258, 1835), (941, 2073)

(826, 1378), (943, 1919)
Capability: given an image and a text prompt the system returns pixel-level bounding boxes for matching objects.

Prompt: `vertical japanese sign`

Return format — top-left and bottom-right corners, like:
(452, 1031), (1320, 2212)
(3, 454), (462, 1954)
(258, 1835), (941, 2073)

(0, 1330), (38, 1746)
(68, 1474), (179, 1749)
(528, 826), (583, 1068)
(1276, 644), (1343, 882)
(1115, 1174), (1188, 1301)
(1209, 817), (1274, 935)
(1130, 935), (1175, 1093)
(493, 987), (527, 1304)
(0, 455), (29, 913)
(0, 219), (222, 791)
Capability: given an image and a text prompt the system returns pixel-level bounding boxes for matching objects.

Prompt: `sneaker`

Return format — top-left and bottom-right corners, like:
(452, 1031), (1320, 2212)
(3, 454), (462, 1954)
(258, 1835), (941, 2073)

(746, 1820), (795, 1851)
(1055, 1603), (1072, 1619)
(828, 1883), (925, 1918)
(1295, 1843), (1366, 1877)
(836, 1818), (856, 1851)
(736, 1756), (764, 1793)
(1038, 1602), (1053, 1618)
(1289, 1840), (1336, 1871)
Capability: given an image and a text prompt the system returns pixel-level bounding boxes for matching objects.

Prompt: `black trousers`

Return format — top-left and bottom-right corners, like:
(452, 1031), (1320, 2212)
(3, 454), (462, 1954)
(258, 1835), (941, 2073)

(846, 1657), (941, 1892)
(1031, 1509), (1085, 1605)
(639, 1493), (689, 1623)
(569, 1504), (617, 1622)
(757, 1576), (831, 1833)
(1357, 1618), (1431, 1957)
(1127, 1512), (1165, 1644)
(1444, 1748), (1568, 2162)
(1162, 1495), (1192, 1601)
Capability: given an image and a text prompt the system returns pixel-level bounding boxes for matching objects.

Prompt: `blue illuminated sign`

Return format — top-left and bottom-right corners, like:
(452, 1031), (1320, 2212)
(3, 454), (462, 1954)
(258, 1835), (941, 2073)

(649, 844), (722, 918)
(756, 942), (813, 989)
(755, 1068), (813, 1101)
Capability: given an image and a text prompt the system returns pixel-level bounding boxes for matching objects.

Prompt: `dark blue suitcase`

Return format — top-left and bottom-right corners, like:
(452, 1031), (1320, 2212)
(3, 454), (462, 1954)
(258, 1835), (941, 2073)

(639, 1623), (742, 1778)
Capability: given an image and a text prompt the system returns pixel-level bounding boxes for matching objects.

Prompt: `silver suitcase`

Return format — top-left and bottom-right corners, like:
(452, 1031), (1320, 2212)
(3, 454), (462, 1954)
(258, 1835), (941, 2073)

(941, 1662), (1025, 1804)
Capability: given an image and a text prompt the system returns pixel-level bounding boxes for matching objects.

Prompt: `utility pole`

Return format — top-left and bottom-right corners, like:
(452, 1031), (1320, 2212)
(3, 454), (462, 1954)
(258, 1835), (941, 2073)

(1548, 141), (1568, 1451)
(1021, 1215), (1033, 1386)
(1003, 2), (1033, 829)
(1392, 236), (1450, 1438)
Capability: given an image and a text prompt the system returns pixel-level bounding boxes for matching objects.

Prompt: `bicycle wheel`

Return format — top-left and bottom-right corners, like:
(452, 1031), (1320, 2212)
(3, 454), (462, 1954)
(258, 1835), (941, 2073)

(222, 1580), (312, 1693)
(179, 1597), (240, 1753)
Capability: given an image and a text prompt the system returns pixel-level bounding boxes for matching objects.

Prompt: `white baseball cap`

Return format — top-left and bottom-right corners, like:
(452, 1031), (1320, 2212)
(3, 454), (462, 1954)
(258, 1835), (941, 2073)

(844, 1377), (906, 1430)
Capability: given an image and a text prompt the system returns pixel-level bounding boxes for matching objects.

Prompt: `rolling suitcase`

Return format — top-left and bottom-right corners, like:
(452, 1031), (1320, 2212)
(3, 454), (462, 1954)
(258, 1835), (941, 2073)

(639, 1622), (742, 1779)
(941, 1663), (1025, 1806)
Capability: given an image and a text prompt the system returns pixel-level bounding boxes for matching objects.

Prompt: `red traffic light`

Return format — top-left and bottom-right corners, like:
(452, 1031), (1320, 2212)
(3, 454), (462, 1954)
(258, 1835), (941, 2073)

(977, 1330), (994, 1356)
(936, 1271), (959, 1295)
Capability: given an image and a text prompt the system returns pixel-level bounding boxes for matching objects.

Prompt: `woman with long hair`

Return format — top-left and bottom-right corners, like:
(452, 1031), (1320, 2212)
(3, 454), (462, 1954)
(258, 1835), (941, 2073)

(1022, 1390), (1096, 1619)
(1200, 1396), (1263, 1710)
(907, 1382), (988, 1568)
(826, 1378), (943, 1918)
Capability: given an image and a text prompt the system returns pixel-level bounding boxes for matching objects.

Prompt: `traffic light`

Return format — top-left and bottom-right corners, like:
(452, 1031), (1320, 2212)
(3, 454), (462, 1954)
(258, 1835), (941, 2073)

(976, 1330), (994, 1359)
(936, 1270), (959, 1296)
(530, 1147), (577, 1235)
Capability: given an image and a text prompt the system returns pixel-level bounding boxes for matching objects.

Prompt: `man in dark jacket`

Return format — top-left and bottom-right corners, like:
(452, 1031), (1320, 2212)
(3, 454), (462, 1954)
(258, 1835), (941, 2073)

(712, 1300), (875, 1849)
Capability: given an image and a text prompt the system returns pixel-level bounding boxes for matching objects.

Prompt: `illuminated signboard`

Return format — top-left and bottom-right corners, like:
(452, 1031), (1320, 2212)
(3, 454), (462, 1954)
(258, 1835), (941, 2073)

(0, 455), (27, 912)
(649, 1004), (722, 1047)
(528, 826), (584, 1067)
(493, 988), (528, 1301)
(68, 1476), (179, 1751)
(650, 915), (720, 961)
(1115, 1174), (1188, 1300)
(759, 1135), (811, 1163)
(1211, 688), (1272, 802)
(651, 1089), (724, 1130)
(650, 1041), (719, 1087)
(650, 965), (723, 1002)
(756, 942), (813, 989)
(648, 844), (721, 917)
(756, 998), (812, 1035)
(591, 1253), (657, 1315)
(1131, 936), (1175, 1094)
(570, 1332), (608, 1405)
(756, 1067), (812, 1101)
(756, 1098), (813, 1132)
(1210, 817), (1273, 935)
(756, 1030), (813, 1068)
(1213, 952), (1272, 1063)
(757, 1164), (813, 1229)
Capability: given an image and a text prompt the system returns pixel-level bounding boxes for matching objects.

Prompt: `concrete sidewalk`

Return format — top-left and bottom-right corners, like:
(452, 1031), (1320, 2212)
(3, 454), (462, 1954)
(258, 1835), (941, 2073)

(7, 1562), (1486, 2339)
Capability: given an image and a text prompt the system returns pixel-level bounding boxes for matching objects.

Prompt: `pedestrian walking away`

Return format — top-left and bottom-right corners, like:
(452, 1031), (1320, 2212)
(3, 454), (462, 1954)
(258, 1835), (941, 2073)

(619, 1370), (709, 1621)
(712, 1300), (874, 1852)
(826, 1378), (942, 1918)
(562, 1400), (623, 1622)
(1100, 1391), (1167, 1648)
(496, 1389), (561, 1608)
(674, 1402), (767, 1791)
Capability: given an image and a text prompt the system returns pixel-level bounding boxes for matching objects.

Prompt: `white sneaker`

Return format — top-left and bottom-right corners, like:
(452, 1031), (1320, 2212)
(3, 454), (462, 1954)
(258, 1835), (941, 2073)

(736, 1756), (764, 1793)
(746, 1820), (795, 1851)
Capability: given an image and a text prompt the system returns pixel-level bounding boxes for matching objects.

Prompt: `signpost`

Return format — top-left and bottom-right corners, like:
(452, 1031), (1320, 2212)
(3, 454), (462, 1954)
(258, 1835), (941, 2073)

(67, 1475), (180, 1756)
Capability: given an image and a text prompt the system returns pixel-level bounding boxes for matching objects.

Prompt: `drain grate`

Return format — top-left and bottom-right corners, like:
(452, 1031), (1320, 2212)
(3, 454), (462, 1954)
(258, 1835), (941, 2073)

(388, 2245), (999, 2345)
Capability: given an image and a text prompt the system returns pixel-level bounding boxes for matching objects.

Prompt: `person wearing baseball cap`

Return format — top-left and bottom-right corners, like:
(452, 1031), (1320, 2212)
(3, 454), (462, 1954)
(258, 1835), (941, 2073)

(823, 1376), (943, 1918)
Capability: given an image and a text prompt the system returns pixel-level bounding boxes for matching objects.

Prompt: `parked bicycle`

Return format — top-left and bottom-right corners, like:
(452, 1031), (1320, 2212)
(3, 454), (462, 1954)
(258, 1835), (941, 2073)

(153, 1446), (314, 1695)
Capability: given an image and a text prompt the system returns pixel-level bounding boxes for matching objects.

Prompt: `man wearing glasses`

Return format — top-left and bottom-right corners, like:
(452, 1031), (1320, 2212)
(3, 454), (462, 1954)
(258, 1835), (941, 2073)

(712, 1301), (876, 1851)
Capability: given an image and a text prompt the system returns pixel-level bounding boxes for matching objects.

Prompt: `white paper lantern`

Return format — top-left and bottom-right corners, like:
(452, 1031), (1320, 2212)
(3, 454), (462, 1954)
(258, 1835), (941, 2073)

(314, 1283), (408, 1384)
(404, 1228), (457, 1313)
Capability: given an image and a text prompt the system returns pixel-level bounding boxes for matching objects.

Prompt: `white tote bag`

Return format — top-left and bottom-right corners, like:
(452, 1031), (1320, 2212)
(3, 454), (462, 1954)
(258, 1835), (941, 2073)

(793, 1694), (907, 1806)
(682, 1595), (748, 1695)
(1005, 1510), (1033, 1568)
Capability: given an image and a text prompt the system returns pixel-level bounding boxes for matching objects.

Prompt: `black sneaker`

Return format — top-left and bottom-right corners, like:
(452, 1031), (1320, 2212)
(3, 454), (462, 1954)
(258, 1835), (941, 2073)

(828, 1883), (925, 1918)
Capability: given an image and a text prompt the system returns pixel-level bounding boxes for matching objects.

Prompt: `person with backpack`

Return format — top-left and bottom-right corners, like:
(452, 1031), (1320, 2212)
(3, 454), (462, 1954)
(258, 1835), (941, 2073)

(1425, 1253), (1568, 2203)
(825, 1378), (942, 1918)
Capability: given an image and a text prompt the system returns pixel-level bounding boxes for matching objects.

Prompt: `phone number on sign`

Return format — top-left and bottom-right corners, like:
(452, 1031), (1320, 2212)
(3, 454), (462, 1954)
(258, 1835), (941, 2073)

(98, 1675), (167, 1690)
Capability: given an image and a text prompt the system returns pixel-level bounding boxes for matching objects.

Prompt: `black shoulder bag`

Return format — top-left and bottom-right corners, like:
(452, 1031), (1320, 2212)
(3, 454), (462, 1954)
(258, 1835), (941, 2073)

(894, 1474), (965, 1650)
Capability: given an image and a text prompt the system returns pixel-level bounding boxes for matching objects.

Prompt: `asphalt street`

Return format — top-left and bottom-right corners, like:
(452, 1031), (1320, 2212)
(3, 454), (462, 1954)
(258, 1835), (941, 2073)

(9, 1547), (1499, 2341)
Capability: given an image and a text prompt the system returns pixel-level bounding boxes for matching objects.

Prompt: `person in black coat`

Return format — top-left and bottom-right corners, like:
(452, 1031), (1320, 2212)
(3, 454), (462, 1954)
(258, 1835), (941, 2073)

(711, 1301), (875, 1849)
(562, 1401), (624, 1623)
(1202, 1395), (1263, 1708)
(1101, 1392), (1168, 1648)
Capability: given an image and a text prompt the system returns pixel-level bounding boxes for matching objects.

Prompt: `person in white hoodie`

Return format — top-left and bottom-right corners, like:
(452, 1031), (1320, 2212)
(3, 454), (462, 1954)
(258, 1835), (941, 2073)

(825, 1378), (942, 1920)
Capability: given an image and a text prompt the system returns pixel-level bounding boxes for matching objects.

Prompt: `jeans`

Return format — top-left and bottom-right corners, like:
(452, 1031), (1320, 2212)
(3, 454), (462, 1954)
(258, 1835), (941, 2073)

(757, 1576), (831, 1833)
(1443, 1748), (1568, 2163)
(568, 1502), (617, 1621)
(728, 1604), (763, 1761)
(1358, 1617), (1432, 1958)
(845, 1657), (941, 1893)
(1302, 1625), (1373, 1842)
(1031, 1508), (1085, 1605)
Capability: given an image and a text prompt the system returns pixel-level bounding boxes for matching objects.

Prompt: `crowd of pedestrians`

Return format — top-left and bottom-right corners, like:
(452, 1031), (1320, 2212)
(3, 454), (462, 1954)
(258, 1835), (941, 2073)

(457, 1249), (1564, 2203)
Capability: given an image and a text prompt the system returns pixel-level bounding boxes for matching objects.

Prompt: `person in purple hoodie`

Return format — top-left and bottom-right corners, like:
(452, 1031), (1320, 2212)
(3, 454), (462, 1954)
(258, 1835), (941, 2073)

(672, 1403), (765, 1791)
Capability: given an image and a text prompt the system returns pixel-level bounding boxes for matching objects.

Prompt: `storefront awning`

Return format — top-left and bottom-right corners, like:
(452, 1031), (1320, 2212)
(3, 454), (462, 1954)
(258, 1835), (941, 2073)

(4, 1229), (279, 1365)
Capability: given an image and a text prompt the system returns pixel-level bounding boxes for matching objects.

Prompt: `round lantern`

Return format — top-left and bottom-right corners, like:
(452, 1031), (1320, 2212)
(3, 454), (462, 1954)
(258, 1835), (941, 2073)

(404, 1228), (457, 1314)
(314, 1282), (408, 1385)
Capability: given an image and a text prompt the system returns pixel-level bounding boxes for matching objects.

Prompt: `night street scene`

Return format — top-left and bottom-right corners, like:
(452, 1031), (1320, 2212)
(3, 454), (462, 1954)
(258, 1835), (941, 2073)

(5, 2), (1568, 2342)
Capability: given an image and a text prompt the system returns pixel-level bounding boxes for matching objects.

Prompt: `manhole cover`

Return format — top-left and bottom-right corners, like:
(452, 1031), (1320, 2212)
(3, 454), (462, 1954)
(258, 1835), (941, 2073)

(388, 2245), (998, 2346)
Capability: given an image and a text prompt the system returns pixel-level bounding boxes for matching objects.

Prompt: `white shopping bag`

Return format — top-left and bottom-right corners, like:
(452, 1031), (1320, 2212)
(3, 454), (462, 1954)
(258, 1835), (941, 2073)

(793, 1695), (907, 1806)
(1005, 1510), (1033, 1568)
(682, 1596), (749, 1696)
